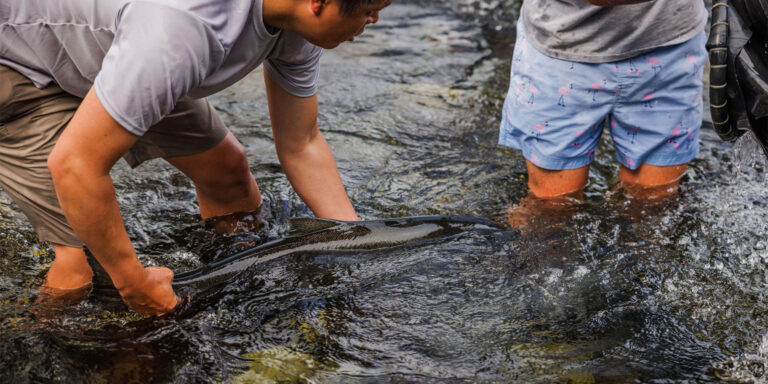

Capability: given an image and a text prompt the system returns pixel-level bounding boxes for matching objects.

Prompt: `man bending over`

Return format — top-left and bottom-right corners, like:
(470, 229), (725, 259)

(0, 0), (390, 315)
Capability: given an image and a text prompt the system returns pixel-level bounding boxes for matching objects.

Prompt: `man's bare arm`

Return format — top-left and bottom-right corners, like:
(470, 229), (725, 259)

(48, 87), (178, 315)
(264, 71), (359, 221)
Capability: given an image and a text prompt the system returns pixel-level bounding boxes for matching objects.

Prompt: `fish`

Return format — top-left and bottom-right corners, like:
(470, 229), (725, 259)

(85, 215), (500, 316)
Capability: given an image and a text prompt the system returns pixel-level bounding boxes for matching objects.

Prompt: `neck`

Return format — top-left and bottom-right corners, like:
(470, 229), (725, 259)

(262, 0), (304, 32)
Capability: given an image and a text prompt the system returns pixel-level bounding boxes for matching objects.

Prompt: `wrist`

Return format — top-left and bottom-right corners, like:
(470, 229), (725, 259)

(108, 258), (147, 293)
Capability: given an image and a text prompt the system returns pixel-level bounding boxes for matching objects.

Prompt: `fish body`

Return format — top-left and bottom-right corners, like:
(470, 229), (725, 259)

(86, 215), (499, 314)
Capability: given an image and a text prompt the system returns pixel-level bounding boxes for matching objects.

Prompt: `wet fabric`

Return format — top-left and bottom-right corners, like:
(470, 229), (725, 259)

(0, 65), (228, 246)
(499, 23), (708, 170)
(0, 0), (321, 136)
(521, 0), (707, 63)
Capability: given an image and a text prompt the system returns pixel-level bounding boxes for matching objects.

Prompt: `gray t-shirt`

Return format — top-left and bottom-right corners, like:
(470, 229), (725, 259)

(0, 0), (322, 136)
(522, 0), (708, 63)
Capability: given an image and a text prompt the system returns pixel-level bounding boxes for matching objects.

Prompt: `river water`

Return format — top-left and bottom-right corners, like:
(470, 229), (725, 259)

(2, 1), (768, 382)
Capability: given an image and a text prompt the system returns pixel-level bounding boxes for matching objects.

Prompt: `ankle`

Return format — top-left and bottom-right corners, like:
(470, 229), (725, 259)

(45, 245), (94, 289)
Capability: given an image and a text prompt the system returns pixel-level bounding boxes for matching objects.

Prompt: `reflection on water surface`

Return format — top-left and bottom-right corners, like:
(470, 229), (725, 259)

(2, 1), (768, 382)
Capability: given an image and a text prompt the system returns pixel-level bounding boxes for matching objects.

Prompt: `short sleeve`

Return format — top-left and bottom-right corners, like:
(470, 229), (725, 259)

(94, 2), (225, 136)
(263, 30), (322, 98)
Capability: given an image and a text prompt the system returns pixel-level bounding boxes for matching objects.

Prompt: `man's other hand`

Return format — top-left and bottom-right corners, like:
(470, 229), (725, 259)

(119, 266), (180, 316)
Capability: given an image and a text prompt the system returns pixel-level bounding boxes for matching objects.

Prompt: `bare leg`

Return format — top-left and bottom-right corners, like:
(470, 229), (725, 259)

(37, 244), (93, 306)
(507, 160), (589, 228)
(165, 132), (263, 232)
(43, 244), (93, 289)
(618, 163), (686, 199)
(525, 160), (589, 198)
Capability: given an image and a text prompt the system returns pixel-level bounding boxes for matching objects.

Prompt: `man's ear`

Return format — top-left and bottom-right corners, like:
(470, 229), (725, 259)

(309, 0), (326, 15)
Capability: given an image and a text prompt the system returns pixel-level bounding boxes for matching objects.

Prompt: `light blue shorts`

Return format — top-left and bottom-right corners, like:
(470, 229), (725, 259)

(498, 23), (708, 170)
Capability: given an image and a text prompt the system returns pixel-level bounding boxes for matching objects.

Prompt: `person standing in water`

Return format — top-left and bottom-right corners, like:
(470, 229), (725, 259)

(0, 0), (391, 316)
(499, 0), (708, 224)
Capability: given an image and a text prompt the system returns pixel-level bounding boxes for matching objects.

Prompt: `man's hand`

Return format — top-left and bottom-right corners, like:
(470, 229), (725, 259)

(48, 86), (180, 316)
(119, 266), (180, 316)
(264, 71), (359, 221)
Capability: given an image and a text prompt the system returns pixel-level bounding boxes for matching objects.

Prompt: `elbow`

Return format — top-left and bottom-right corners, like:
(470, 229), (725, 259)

(275, 142), (307, 166)
(276, 141), (307, 157)
(275, 128), (322, 158)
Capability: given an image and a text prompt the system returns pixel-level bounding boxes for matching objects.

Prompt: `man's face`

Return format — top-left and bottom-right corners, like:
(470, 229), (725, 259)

(307, 0), (392, 49)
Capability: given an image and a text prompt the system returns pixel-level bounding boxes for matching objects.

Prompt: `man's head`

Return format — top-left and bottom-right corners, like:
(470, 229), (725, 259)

(298, 0), (393, 49)
(336, 0), (383, 15)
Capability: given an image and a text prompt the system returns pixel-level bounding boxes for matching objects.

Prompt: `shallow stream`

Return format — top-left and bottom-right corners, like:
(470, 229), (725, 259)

(3, 1), (768, 382)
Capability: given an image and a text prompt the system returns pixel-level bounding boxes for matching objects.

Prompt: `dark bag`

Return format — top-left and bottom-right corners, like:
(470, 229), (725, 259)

(707, 0), (768, 156)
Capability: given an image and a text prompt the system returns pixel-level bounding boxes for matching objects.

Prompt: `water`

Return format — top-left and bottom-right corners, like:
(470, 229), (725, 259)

(2, 1), (768, 382)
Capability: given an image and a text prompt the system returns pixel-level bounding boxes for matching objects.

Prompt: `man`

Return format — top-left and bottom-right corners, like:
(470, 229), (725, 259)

(500, 0), (708, 225)
(0, 0), (391, 315)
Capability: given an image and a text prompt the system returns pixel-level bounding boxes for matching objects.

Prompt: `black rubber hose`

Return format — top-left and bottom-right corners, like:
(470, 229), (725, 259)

(707, 0), (741, 141)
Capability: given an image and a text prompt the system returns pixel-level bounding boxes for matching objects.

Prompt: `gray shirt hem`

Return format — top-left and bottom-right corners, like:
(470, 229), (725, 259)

(521, 3), (709, 64)
(519, 0), (707, 63)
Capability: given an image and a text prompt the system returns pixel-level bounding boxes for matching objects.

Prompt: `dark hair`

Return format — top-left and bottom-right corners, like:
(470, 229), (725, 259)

(337, 0), (380, 15)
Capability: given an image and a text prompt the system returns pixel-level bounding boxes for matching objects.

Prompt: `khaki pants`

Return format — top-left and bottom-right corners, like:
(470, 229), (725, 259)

(0, 66), (228, 246)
